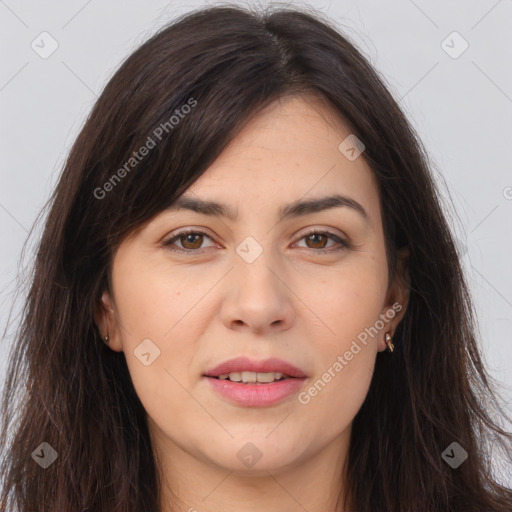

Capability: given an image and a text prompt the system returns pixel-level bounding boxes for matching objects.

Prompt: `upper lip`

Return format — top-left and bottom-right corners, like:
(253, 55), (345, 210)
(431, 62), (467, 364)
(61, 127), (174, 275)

(204, 357), (307, 378)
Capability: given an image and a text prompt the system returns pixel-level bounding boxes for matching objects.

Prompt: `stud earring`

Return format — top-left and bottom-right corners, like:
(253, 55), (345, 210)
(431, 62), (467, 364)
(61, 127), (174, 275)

(104, 333), (110, 344)
(385, 332), (394, 353)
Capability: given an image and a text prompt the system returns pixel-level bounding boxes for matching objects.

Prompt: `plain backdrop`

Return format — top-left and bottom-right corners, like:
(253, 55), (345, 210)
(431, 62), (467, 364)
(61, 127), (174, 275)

(1, 0), (511, 438)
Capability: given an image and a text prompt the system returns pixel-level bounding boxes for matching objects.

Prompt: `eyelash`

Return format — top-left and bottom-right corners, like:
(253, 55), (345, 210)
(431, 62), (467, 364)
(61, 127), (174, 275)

(162, 228), (352, 254)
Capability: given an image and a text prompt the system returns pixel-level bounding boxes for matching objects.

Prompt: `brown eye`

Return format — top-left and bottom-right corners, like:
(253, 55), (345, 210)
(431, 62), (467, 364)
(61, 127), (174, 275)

(180, 233), (204, 250)
(295, 230), (351, 253)
(304, 233), (329, 249)
(163, 229), (214, 252)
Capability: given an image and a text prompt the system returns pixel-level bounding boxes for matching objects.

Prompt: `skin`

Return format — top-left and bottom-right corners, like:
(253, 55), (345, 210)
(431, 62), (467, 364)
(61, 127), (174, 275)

(96, 93), (409, 512)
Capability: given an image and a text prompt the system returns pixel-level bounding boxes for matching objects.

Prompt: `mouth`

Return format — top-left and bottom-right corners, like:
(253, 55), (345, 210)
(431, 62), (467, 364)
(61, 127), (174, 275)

(209, 371), (296, 384)
(202, 357), (308, 407)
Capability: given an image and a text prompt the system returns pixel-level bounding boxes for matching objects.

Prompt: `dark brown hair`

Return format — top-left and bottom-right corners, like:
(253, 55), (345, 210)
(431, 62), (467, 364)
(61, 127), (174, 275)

(1, 4), (511, 511)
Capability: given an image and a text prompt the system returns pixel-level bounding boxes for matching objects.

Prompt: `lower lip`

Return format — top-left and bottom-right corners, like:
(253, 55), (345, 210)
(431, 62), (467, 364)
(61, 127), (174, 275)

(203, 376), (307, 407)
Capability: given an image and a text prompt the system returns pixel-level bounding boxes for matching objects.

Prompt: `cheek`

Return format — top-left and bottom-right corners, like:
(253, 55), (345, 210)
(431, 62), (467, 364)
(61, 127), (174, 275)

(298, 328), (377, 441)
(295, 262), (385, 429)
(112, 253), (206, 341)
(110, 257), (205, 415)
(305, 256), (388, 350)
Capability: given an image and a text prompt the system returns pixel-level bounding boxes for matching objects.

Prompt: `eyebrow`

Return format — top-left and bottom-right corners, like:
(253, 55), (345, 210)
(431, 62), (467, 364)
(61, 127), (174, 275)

(166, 194), (371, 225)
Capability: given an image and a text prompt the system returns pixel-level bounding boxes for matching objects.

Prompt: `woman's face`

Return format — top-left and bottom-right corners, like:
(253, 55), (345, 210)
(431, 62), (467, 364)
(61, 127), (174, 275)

(99, 94), (408, 476)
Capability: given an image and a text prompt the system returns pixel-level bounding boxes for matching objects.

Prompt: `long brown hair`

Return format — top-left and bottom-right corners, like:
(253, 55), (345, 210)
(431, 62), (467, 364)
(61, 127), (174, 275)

(1, 4), (511, 511)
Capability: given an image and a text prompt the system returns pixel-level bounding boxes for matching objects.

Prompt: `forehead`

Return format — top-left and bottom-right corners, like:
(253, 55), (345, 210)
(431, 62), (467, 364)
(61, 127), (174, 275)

(184, 94), (382, 227)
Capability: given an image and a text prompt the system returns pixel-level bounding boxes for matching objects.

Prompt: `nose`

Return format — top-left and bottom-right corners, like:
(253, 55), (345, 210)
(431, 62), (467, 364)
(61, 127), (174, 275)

(220, 249), (296, 335)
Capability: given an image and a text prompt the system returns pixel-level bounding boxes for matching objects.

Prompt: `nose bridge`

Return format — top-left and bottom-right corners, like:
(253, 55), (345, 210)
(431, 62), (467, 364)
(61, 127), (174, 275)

(223, 231), (294, 331)
(233, 232), (280, 290)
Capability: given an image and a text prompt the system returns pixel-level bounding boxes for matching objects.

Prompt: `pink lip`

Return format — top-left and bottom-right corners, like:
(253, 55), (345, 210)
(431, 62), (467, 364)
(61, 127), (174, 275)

(204, 376), (306, 407)
(203, 356), (308, 407)
(204, 357), (307, 378)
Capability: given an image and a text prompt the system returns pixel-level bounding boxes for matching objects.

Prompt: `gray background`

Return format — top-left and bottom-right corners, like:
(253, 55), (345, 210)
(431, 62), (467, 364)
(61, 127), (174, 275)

(1, 0), (511, 438)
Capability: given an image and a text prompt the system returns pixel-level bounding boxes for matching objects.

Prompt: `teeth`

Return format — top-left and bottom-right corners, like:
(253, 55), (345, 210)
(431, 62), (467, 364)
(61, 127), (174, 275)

(217, 371), (285, 383)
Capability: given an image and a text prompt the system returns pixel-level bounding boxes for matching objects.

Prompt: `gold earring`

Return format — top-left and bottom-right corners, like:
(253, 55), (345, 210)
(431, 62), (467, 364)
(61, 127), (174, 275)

(385, 332), (394, 353)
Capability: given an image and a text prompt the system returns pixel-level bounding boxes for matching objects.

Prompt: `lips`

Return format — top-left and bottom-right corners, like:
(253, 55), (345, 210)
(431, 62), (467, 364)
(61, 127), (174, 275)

(203, 357), (308, 407)
(203, 356), (307, 379)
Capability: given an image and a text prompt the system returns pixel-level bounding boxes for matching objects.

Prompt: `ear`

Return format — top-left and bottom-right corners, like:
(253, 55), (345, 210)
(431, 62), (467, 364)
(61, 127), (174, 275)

(94, 289), (123, 352)
(377, 247), (410, 352)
